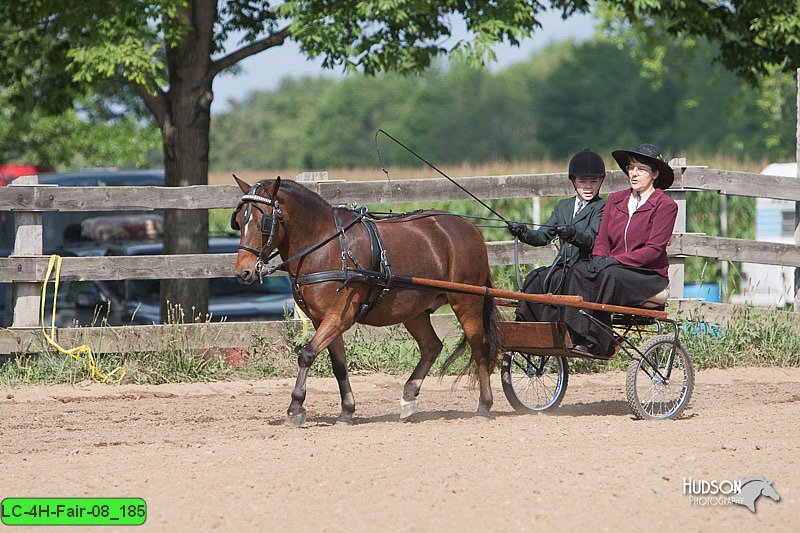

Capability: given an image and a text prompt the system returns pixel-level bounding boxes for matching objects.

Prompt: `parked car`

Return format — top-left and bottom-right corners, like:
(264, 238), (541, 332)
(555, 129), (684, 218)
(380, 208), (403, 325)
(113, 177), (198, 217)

(1, 169), (165, 327)
(47, 237), (294, 327)
(0, 169), (165, 256)
(0, 163), (54, 187)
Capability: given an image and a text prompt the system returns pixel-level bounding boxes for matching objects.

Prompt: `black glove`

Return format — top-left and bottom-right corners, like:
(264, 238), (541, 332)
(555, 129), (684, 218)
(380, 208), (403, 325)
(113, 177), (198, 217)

(588, 256), (619, 274)
(508, 222), (527, 239)
(555, 224), (576, 241)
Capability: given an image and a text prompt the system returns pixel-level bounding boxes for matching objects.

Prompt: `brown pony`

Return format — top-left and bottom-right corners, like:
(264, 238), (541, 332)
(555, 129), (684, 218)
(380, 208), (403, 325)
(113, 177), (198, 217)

(232, 176), (501, 426)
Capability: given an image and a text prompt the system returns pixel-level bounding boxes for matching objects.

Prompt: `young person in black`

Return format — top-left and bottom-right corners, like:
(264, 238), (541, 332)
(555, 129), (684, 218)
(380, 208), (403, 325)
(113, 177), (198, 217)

(508, 149), (606, 322)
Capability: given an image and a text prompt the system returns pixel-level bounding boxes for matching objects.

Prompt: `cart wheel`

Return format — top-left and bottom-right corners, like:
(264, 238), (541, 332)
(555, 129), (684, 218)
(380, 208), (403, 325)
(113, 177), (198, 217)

(501, 351), (568, 413)
(625, 334), (694, 420)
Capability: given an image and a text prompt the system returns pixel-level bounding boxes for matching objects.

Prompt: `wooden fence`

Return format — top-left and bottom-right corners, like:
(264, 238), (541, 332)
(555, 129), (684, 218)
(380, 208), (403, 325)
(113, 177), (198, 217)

(1, 166), (799, 354)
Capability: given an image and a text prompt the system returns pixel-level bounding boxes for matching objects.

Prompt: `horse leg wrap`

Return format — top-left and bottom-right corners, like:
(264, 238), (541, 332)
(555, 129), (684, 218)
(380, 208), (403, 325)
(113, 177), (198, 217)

(400, 397), (418, 419)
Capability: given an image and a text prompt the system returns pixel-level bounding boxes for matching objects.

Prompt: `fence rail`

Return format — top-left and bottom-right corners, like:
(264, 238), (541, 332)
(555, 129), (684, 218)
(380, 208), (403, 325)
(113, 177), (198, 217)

(1, 167), (798, 354)
(1, 167), (799, 210)
(2, 234), (799, 284)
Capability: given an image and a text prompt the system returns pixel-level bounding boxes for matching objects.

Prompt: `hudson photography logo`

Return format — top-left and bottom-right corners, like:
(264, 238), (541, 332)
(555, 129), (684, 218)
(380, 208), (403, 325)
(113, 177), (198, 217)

(683, 476), (781, 513)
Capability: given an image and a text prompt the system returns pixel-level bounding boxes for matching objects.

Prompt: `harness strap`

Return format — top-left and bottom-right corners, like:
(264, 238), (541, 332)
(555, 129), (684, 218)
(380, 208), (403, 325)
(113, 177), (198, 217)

(257, 215), (362, 277)
(366, 217), (394, 306)
(290, 210), (395, 324)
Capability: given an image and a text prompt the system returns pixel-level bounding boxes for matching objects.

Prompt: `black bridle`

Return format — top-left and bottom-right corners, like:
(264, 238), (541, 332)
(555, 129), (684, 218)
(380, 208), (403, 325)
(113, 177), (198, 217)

(231, 186), (285, 260)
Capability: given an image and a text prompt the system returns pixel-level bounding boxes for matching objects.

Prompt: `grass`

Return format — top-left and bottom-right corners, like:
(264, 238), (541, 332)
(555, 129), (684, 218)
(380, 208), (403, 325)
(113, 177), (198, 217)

(681, 307), (800, 369)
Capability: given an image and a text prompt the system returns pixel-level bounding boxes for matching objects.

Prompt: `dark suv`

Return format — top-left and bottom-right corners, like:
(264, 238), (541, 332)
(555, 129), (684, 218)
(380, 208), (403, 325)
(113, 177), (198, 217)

(50, 237), (294, 327)
(1, 170), (165, 327)
(1, 170), (294, 327)
(0, 169), (165, 257)
(56, 237), (294, 326)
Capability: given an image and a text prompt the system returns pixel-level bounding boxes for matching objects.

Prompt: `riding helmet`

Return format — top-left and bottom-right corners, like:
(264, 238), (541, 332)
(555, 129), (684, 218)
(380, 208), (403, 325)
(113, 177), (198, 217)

(568, 148), (605, 179)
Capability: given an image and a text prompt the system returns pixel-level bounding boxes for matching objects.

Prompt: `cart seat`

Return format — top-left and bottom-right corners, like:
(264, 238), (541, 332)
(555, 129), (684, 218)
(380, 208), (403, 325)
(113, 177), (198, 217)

(612, 287), (668, 327)
(641, 287), (669, 308)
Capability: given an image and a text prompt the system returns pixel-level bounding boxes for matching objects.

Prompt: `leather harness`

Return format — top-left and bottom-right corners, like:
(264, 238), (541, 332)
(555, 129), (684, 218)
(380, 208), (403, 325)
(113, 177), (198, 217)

(292, 207), (396, 323)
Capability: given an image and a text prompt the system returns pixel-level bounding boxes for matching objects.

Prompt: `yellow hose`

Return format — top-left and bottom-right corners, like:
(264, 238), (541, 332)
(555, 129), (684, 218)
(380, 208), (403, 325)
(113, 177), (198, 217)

(40, 255), (125, 383)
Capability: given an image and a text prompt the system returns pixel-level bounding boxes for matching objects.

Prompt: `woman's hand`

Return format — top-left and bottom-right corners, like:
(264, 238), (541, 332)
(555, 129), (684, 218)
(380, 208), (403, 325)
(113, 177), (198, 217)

(588, 256), (619, 273)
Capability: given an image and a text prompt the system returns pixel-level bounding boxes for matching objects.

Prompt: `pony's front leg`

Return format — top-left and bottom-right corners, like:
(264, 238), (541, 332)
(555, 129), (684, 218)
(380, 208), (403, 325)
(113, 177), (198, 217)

(400, 314), (444, 419)
(287, 318), (350, 427)
(327, 335), (356, 426)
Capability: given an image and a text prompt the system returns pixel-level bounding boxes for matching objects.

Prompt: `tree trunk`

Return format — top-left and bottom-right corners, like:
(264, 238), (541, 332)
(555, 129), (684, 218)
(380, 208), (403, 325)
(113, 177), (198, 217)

(159, 0), (216, 323)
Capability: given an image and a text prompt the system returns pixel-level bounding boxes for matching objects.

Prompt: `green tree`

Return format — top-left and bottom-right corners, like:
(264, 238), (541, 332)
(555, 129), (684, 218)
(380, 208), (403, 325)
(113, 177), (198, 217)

(0, 88), (159, 169)
(597, 0), (800, 82)
(0, 0), (594, 320)
(595, 1), (797, 160)
(210, 76), (335, 170)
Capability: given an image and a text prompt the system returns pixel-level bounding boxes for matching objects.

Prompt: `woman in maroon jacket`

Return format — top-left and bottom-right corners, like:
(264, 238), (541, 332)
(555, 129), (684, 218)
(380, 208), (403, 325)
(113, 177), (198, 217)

(564, 143), (678, 357)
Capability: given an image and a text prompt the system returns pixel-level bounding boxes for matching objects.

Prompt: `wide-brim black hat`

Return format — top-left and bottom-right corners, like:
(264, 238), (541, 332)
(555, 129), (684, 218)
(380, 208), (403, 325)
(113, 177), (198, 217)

(611, 143), (674, 190)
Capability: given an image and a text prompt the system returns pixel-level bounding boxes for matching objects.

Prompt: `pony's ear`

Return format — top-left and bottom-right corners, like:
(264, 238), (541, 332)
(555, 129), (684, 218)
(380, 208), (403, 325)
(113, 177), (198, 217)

(233, 174), (250, 193)
(273, 175), (281, 195)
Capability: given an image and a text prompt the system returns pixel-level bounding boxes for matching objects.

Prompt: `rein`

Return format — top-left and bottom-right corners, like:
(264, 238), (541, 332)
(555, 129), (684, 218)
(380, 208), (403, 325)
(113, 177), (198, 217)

(256, 214), (363, 281)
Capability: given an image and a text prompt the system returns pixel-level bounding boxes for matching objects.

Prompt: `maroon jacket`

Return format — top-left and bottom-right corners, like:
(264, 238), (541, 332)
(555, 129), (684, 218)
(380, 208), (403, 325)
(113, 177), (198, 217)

(592, 188), (678, 277)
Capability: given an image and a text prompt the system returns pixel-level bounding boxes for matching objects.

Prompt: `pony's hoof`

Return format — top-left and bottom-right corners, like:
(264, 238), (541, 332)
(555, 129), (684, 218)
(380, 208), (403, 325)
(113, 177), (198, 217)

(334, 419), (353, 427)
(474, 413), (492, 422)
(400, 398), (417, 420)
(286, 412), (306, 427)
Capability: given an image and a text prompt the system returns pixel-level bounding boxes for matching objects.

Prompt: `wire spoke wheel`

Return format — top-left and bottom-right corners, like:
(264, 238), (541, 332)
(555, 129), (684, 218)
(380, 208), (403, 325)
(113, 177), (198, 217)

(501, 351), (568, 413)
(626, 334), (694, 420)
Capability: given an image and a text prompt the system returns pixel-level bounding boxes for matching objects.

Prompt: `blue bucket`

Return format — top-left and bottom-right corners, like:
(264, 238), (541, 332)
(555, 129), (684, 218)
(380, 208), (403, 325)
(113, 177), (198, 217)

(684, 282), (720, 302)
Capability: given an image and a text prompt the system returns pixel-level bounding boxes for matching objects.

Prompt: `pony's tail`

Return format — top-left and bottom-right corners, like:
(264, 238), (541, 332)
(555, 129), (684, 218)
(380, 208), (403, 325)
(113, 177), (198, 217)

(440, 275), (503, 383)
(481, 275), (503, 374)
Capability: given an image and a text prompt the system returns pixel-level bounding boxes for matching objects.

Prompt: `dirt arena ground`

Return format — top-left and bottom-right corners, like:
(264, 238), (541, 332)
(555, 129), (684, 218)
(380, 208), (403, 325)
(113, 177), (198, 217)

(2, 367), (798, 532)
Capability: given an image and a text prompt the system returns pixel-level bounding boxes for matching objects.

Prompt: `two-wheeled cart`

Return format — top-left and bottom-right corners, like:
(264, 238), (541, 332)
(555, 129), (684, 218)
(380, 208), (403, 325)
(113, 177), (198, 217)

(400, 277), (694, 420)
(495, 296), (694, 420)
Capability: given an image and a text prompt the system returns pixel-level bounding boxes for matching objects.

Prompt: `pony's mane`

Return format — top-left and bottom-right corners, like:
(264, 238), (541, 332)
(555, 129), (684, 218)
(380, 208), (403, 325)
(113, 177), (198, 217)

(256, 178), (332, 213)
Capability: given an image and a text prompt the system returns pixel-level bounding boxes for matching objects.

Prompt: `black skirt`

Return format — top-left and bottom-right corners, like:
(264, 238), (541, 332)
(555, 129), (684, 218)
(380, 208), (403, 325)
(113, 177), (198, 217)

(562, 260), (669, 355)
(515, 263), (571, 322)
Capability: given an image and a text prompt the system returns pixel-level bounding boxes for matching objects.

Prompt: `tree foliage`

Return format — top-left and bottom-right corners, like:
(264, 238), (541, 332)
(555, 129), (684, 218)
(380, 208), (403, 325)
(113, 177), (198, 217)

(210, 37), (796, 171)
(596, 0), (800, 82)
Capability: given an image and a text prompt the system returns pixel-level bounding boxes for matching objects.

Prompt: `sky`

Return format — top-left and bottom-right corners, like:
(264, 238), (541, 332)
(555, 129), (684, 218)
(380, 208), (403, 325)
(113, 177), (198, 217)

(211, 9), (596, 114)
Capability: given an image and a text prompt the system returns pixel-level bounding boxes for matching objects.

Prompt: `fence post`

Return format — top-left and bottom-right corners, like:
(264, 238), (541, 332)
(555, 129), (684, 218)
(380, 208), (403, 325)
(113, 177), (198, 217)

(667, 159), (686, 301)
(10, 175), (42, 328)
(795, 67), (800, 313)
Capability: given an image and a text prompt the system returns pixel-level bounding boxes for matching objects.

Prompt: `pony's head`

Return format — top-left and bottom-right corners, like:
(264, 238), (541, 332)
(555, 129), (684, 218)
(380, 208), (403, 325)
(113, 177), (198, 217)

(231, 175), (285, 284)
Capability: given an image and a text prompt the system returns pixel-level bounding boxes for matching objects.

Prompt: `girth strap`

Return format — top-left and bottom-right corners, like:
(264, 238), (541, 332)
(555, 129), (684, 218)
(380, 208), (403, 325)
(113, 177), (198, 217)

(353, 215), (393, 322)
